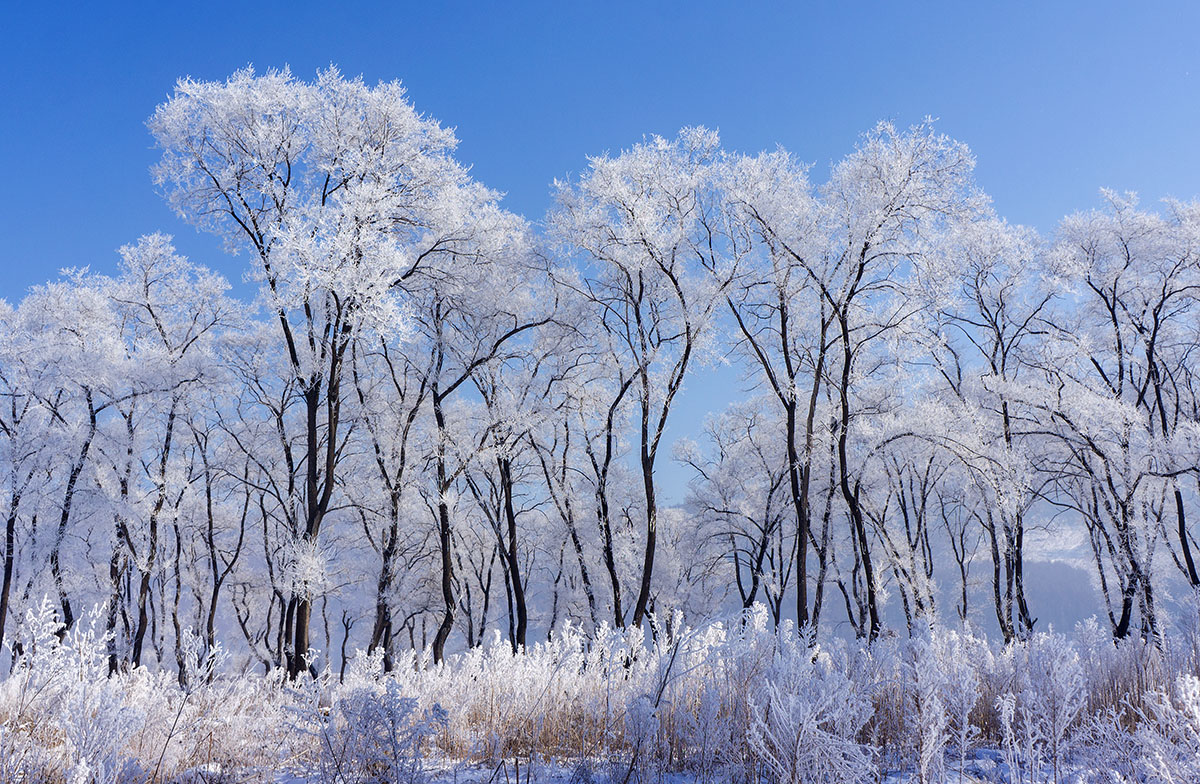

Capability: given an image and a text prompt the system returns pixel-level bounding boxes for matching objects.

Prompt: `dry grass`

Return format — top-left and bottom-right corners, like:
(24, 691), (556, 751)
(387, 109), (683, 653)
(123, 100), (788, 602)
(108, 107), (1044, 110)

(1, 600), (1199, 782)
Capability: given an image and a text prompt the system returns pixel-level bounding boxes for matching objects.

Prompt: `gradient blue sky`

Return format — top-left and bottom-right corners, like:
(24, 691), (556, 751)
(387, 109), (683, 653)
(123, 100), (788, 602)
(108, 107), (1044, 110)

(4, 2), (1199, 294)
(2, 1), (1198, 497)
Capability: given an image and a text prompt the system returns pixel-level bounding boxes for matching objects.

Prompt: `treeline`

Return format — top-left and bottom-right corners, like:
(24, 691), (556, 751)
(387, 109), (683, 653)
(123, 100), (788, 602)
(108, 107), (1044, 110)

(1, 66), (1198, 678)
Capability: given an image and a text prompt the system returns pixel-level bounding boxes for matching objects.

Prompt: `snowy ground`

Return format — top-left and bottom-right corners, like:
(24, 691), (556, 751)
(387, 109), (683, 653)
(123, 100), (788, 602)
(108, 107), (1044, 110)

(279, 750), (1123, 783)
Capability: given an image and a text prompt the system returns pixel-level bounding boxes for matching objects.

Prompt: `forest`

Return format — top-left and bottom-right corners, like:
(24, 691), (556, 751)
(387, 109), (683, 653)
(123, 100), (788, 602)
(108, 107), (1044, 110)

(1, 67), (1199, 782)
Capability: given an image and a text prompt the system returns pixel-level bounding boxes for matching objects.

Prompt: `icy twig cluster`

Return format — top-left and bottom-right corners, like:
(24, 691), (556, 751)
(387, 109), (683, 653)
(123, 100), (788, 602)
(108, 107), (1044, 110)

(1, 601), (1199, 783)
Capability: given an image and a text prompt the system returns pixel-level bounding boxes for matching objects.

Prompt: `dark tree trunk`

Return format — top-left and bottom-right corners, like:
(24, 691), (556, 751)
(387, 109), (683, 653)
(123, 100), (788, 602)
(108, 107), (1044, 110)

(631, 438), (658, 628)
(132, 399), (178, 668)
(431, 390), (456, 664)
(368, 504), (399, 671)
(836, 315), (880, 642)
(0, 491), (20, 655)
(52, 389), (99, 633)
(499, 457), (528, 650)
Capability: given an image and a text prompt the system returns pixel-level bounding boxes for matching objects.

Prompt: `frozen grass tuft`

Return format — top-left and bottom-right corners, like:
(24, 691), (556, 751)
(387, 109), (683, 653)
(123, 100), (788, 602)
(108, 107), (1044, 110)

(2, 599), (1200, 782)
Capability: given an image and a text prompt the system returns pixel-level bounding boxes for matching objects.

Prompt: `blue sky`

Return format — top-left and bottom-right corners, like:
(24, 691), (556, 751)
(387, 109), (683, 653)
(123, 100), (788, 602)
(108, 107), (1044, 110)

(2, 1), (1198, 497)
(3, 2), (1198, 295)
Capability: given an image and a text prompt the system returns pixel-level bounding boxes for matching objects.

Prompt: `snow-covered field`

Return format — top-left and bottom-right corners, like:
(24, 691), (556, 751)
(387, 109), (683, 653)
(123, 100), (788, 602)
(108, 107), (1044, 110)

(1, 601), (1198, 783)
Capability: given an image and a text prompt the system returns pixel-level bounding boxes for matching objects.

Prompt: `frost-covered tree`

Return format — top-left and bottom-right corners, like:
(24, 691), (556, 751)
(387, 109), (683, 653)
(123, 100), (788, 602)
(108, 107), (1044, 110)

(0, 303), (55, 652)
(782, 121), (985, 639)
(722, 148), (831, 630)
(103, 234), (233, 669)
(406, 225), (552, 662)
(552, 127), (747, 629)
(16, 272), (132, 634)
(1033, 193), (1200, 639)
(150, 66), (515, 674)
(679, 399), (792, 622)
(930, 218), (1052, 641)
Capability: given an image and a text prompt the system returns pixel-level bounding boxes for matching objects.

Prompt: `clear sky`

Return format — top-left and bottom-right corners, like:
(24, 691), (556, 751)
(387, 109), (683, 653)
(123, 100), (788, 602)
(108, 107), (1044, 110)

(2, 1), (1198, 497)
(4, 1), (1199, 294)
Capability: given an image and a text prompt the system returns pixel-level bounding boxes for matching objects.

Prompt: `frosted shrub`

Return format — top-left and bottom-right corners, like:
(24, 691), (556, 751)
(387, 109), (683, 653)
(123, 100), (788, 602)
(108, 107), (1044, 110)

(0, 724), (54, 783)
(901, 626), (978, 784)
(666, 608), (774, 783)
(864, 626), (988, 780)
(747, 641), (875, 784)
(846, 635), (902, 767)
(940, 628), (989, 779)
(617, 692), (662, 783)
(402, 623), (605, 764)
(610, 614), (695, 784)
(682, 676), (740, 784)
(177, 628), (228, 689)
(59, 683), (143, 783)
(997, 631), (1085, 784)
(1074, 616), (1162, 721)
(0, 600), (145, 783)
(1136, 674), (1200, 784)
(163, 669), (293, 778)
(289, 653), (447, 784)
(10, 599), (1200, 780)
(684, 609), (778, 782)
(1074, 705), (1140, 784)
(328, 679), (447, 784)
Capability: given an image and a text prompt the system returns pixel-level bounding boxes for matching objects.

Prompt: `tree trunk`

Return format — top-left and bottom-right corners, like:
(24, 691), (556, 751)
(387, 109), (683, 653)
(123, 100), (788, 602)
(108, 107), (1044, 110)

(631, 441), (657, 628)
(132, 400), (177, 668)
(369, 506), (399, 671)
(836, 316), (880, 642)
(0, 492), (19, 655)
(51, 389), (99, 633)
(499, 457), (528, 651)
(431, 390), (456, 664)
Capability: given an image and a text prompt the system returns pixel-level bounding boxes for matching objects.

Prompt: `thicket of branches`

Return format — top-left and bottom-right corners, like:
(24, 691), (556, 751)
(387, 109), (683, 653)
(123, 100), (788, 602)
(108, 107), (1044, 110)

(1, 66), (1199, 686)
(2, 600), (1199, 782)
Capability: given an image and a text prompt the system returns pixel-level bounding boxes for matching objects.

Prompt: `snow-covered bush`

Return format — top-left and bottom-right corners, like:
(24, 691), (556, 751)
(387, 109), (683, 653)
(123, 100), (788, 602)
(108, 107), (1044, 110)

(997, 630), (1086, 784)
(1074, 705), (1141, 784)
(900, 627), (948, 784)
(867, 625), (990, 781)
(1075, 615), (1164, 722)
(1136, 674), (1200, 784)
(747, 637), (875, 784)
(286, 651), (447, 784)
(0, 600), (144, 783)
(7, 600), (1200, 781)
(938, 627), (991, 780)
(326, 679), (446, 783)
(674, 607), (775, 783)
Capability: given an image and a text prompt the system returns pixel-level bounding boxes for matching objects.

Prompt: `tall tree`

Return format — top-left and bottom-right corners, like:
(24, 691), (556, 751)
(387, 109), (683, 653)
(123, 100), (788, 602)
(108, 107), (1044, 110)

(151, 66), (505, 675)
(724, 149), (830, 630)
(107, 234), (232, 667)
(931, 218), (1052, 640)
(1034, 193), (1200, 639)
(552, 127), (746, 628)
